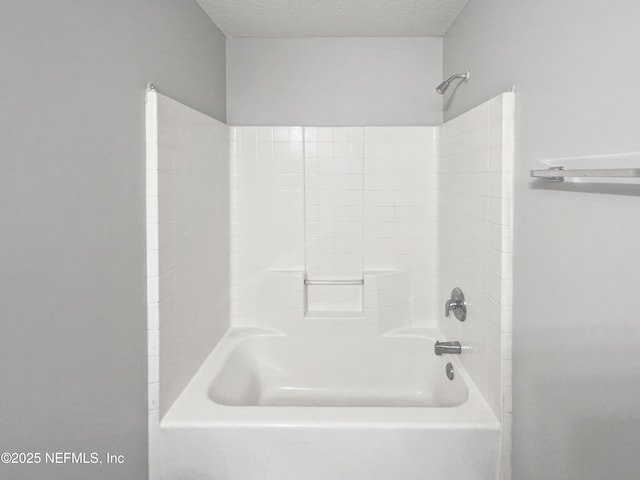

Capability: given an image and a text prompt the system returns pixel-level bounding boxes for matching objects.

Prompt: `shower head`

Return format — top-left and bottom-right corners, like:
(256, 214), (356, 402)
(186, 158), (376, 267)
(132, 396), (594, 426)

(436, 70), (470, 94)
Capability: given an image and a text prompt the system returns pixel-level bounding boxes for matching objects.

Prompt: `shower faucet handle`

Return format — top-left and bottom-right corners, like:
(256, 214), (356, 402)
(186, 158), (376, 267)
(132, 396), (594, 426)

(444, 287), (467, 321)
(445, 298), (463, 315)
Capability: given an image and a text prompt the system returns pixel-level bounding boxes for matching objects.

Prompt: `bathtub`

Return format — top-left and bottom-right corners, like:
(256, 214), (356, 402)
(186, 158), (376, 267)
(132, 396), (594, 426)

(158, 326), (501, 480)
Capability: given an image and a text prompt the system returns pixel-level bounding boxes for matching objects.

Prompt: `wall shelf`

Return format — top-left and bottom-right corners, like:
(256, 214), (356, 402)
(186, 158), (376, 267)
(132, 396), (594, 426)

(530, 166), (640, 182)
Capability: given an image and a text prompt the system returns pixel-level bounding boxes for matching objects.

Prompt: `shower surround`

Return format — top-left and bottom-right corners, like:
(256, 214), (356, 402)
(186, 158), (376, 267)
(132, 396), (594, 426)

(147, 88), (514, 480)
(230, 126), (438, 327)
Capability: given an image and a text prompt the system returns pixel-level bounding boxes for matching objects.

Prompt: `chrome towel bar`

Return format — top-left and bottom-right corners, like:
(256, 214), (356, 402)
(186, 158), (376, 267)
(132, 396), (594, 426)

(304, 279), (364, 286)
(530, 166), (640, 182)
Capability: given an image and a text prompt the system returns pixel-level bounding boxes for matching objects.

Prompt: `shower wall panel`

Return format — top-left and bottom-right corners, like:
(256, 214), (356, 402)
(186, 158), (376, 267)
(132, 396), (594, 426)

(146, 91), (230, 422)
(230, 126), (439, 326)
(438, 92), (514, 474)
(304, 127), (364, 313)
(230, 127), (305, 325)
(364, 127), (439, 323)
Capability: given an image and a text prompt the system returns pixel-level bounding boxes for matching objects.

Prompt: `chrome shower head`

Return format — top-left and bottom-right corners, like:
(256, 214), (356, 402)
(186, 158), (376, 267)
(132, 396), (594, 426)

(436, 70), (470, 94)
(435, 80), (452, 94)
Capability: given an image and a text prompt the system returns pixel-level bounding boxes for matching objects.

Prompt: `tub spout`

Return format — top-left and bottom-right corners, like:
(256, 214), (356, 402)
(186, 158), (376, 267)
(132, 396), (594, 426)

(434, 341), (462, 356)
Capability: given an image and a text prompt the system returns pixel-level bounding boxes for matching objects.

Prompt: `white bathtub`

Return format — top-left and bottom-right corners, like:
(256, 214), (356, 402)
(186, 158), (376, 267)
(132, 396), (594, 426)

(158, 326), (501, 480)
(208, 333), (467, 408)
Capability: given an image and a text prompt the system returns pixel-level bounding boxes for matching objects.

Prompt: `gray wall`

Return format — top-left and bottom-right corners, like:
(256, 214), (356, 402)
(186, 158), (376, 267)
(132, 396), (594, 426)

(227, 37), (442, 126)
(0, 1), (225, 479)
(444, 1), (640, 479)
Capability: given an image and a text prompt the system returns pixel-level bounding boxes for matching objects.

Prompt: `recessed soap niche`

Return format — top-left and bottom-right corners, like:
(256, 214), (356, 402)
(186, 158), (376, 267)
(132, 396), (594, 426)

(261, 270), (410, 329)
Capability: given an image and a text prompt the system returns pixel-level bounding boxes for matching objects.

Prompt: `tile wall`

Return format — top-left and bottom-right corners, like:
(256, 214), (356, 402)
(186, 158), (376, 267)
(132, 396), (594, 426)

(230, 126), (439, 326)
(146, 90), (230, 477)
(229, 127), (305, 325)
(364, 127), (439, 323)
(438, 92), (514, 479)
(304, 127), (364, 313)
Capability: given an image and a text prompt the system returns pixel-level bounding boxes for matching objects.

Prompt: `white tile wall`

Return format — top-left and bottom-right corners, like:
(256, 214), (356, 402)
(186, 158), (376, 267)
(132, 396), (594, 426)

(438, 93), (514, 479)
(304, 127), (364, 278)
(146, 89), (230, 478)
(364, 127), (439, 324)
(305, 127), (364, 313)
(231, 126), (439, 326)
(263, 270), (305, 324)
(145, 91), (160, 476)
(363, 270), (411, 330)
(154, 93), (230, 417)
(230, 127), (305, 326)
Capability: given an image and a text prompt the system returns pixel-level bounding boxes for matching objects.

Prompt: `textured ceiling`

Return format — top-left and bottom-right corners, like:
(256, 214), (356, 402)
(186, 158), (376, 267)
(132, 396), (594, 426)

(196, 0), (469, 37)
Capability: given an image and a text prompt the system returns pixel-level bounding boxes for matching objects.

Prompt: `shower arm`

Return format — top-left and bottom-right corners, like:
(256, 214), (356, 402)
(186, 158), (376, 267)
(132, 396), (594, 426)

(447, 72), (469, 82)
